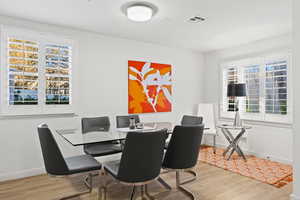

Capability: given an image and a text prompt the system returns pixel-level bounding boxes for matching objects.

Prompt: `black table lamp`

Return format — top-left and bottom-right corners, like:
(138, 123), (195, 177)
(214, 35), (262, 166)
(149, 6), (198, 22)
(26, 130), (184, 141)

(227, 83), (246, 126)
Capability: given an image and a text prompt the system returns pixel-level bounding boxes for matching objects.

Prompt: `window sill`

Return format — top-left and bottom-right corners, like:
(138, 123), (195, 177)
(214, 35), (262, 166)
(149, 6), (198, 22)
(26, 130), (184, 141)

(219, 117), (293, 129)
(0, 112), (78, 119)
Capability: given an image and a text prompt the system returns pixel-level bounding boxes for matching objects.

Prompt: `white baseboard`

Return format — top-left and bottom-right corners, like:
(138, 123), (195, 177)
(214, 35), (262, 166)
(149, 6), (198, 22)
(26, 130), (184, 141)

(203, 142), (292, 165)
(247, 150), (292, 165)
(290, 194), (300, 200)
(0, 167), (45, 182)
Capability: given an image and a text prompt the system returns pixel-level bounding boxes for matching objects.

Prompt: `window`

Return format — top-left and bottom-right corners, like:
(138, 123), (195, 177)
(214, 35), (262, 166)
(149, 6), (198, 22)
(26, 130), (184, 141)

(244, 65), (260, 113)
(0, 27), (75, 115)
(265, 61), (287, 115)
(8, 38), (39, 105)
(45, 44), (71, 105)
(221, 55), (292, 124)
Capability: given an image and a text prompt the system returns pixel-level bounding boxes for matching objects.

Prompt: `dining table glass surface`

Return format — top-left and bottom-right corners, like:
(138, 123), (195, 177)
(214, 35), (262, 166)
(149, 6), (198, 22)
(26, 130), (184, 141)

(56, 122), (173, 146)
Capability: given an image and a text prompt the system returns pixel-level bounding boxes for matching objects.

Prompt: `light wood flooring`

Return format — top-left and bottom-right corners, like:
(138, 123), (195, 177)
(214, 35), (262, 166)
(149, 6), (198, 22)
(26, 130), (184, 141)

(0, 162), (292, 200)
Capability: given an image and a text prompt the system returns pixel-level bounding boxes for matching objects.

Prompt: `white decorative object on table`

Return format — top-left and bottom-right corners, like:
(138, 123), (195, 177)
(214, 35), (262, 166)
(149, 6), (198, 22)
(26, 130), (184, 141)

(117, 125), (156, 133)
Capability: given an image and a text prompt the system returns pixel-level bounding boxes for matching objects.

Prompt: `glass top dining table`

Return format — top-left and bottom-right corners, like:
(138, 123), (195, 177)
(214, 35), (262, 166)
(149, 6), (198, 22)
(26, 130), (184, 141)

(56, 122), (173, 146)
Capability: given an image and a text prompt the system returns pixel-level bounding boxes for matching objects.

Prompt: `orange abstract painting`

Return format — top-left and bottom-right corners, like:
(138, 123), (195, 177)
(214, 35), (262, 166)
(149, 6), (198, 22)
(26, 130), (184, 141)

(128, 60), (172, 114)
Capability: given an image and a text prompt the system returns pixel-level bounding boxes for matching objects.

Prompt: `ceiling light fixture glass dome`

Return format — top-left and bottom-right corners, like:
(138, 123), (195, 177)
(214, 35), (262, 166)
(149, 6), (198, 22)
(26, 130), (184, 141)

(126, 4), (153, 22)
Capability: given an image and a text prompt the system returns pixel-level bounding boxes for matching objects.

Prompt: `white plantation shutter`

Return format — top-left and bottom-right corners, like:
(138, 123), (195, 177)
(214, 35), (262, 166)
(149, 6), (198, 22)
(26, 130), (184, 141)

(243, 65), (260, 113)
(221, 55), (292, 123)
(265, 60), (287, 115)
(8, 38), (39, 105)
(45, 44), (71, 105)
(223, 66), (238, 112)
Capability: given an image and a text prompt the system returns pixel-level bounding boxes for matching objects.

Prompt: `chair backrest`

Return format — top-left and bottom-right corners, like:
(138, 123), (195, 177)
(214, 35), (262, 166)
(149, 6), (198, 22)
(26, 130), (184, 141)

(163, 125), (204, 170)
(117, 129), (167, 183)
(181, 115), (203, 126)
(82, 116), (110, 133)
(37, 124), (69, 175)
(116, 115), (140, 128)
(197, 103), (217, 132)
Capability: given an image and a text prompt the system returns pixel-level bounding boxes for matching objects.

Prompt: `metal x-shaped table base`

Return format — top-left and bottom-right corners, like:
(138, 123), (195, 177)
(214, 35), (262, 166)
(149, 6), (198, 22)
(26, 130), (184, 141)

(221, 128), (247, 161)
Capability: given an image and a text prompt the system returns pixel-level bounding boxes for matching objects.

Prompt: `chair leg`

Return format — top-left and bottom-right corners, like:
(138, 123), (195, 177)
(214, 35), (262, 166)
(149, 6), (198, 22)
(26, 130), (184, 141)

(177, 186), (195, 200)
(157, 169), (197, 191)
(102, 170), (113, 200)
(59, 190), (91, 200)
(84, 173), (93, 192)
(181, 170), (197, 185)
(140, 185), (147, 200)
(98, 186), (103, 200)
(176, 171), (195, 200)
(102, 187), (107, 200)
(130, 186), (136, 200)
(59, 173), (93, 200)
(145, 184), (155, 200)
(157, 177), (172, 190)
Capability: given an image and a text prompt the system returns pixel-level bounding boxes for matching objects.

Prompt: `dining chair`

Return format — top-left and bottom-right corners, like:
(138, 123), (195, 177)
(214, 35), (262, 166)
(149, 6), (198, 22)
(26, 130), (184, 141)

(37, 124), (102, 199)
(161, 125), (204, 200)
(102, 129), (167, 200)
(164, 115), (202, 149)
(181, 115), (203, 126)
(198, 103), (218, 153)
(81, 117), (122, 157)
(82, 116), (110, 133)
(116, 115), (140, 128)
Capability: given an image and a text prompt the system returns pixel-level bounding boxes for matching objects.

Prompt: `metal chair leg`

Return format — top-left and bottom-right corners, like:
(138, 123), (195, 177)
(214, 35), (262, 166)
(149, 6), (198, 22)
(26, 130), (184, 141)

(60, 173), (94, 200)
(178, 186), (195, 200)
(130, 186), (136, 200)
(59, 190), (91, 200)
(181, 170), (197, 185)
(157, 177), (172, 190)
(102, 187), (107, 200)
(176, 171), (196, 200)
(98, 186), (103, 200)
(158, 168), (197, 191)
(140, 185), (147, 200)
(84, 173), (93, 192)
(145, 184), (156, 200)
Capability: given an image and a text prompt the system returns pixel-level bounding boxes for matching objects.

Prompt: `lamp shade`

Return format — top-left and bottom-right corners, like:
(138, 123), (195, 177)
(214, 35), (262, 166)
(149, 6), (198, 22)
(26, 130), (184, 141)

(227, 83), (246, 97)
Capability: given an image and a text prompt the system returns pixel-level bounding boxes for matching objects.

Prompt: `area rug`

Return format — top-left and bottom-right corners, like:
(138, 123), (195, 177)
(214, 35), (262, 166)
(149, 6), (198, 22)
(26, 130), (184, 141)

(198, 146), (293, 188)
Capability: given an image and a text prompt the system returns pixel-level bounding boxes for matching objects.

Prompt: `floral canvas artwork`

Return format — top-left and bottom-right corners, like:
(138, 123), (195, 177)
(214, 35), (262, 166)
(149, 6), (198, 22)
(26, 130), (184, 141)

(128, 60), (172, 114)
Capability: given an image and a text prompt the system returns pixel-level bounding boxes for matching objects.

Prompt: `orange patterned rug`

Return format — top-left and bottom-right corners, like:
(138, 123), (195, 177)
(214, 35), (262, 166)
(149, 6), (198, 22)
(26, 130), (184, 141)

(199, 146), (293, 188)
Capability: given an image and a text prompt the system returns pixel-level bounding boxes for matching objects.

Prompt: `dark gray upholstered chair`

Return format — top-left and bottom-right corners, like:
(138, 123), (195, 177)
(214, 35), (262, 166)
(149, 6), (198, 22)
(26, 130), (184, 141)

(82, 116), (110, 133)
(102, 129), (167, 200)
(116, 115), (140, 128)
(181, 115), (203, 126)
(37, 124), (102, 199)
(81, 117), (122, 157)
(161, 125), (204, 200)
(165, 115), (203, 150)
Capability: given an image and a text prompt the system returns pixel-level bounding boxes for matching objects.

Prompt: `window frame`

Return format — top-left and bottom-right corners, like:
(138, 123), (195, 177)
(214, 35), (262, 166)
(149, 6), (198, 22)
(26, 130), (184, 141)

(219, 53), (293, 124)
(0, 26), (76, 116)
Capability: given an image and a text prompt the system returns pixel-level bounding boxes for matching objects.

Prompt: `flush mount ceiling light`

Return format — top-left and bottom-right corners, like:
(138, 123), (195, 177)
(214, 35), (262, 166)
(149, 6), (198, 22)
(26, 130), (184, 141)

(127, 4), (153, 22)
(124, 2), (157, 22)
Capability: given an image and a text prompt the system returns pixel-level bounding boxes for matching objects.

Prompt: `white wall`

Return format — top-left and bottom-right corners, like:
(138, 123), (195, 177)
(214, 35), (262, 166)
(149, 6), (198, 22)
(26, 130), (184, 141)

(203, 34), (293, 164)
(292, 0), (300, 199)
(0, 16), (205, 181)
